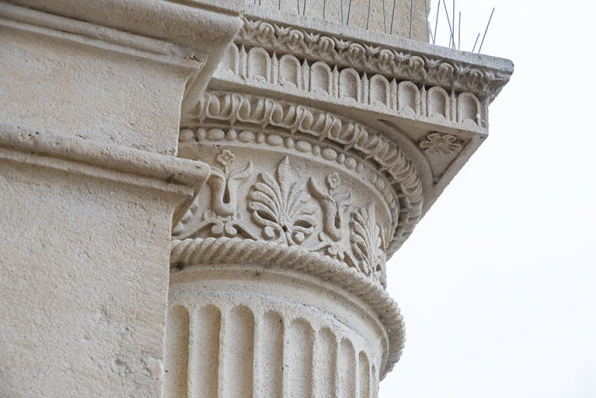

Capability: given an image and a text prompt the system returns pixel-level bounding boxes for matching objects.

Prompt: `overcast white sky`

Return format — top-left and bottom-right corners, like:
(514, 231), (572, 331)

(381, 0), (596, 397)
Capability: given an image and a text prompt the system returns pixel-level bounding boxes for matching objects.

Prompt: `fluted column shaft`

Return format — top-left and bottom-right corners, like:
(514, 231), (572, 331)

(166, 266), (385, 398)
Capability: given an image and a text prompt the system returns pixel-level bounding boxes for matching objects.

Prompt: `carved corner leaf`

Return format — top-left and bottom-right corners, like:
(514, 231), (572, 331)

(350, 203), (386, 283)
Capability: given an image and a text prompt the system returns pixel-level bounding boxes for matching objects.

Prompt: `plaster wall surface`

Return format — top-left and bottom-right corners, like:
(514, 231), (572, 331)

(250, 0), (429, 41)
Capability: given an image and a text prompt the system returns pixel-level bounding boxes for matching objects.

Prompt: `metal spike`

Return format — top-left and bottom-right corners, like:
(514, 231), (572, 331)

(472, 32), (480, 52)
(409, 0), (414, 39)
(425, 0), (429, 43)
(433, 0), (440, 45)
(478, 7), (495, 53)
(367, 0), (372, 30)
(390, 0), (397, 35)
(442, 0), (455, 48)
(452, 0), (455, 49)
(347, 0), (353, 25)
(458, 11), (461, 50)
(383, 0), (387, 34)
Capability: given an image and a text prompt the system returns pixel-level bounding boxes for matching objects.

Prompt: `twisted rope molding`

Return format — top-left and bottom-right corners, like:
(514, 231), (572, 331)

(171, 237), (406, 377)
(238, 16), (512, 101)
(187, 91), (424, 254)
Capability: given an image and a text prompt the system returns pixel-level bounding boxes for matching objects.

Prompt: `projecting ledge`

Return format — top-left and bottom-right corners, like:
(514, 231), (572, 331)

(0, 124), (211, 221)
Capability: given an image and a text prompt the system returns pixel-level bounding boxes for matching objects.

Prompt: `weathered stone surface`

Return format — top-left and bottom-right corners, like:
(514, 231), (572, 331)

(165, 4), (511, 396)
(0, 126), (210, 397)
(0, 0), (512, 397)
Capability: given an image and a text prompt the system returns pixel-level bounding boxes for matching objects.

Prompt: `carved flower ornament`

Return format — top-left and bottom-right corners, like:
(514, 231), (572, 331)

(420, 133), (462, 156)
(326, 172), (341, 190)
(216, 149), (235, 167)
(173, 148), (258, 240)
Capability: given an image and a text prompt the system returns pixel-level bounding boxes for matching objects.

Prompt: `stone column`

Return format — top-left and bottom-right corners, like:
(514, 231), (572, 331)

(0, 1), (242, 396)
(165, 6), (513, 398)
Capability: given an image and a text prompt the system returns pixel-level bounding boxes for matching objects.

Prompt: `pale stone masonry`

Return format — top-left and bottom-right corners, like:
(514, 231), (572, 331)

(0, 1), (512, 397)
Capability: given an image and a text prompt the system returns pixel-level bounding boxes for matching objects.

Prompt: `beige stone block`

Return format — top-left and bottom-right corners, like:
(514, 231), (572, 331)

(0, 27), (192, 155)
(0, 126), (210, 397)
(0, 161), (172, 397)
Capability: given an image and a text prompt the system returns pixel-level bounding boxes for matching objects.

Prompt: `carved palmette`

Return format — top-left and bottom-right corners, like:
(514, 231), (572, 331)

(247, 157), (317, 246)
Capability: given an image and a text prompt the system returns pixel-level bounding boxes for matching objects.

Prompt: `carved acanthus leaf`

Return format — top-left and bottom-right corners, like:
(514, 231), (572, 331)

(350, 203), (386, 286)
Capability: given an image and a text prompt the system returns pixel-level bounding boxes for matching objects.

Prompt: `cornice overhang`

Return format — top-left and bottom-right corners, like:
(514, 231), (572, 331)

(239, 6), (513, 102)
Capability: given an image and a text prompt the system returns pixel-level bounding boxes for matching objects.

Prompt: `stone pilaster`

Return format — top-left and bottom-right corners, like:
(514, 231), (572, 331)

(0, 1), (242, 396)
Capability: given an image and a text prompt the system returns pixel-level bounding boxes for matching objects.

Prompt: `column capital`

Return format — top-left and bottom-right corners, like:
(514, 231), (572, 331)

(168, 7), (513, 386)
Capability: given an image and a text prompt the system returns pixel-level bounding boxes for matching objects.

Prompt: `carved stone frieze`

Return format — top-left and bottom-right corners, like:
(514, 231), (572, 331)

(174, 147), (392, 287)
(175, 91), (427, 280)
(236, 15), (512, 101)
(218, 42), (488, 129)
